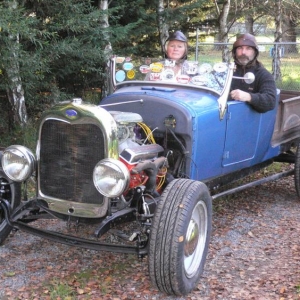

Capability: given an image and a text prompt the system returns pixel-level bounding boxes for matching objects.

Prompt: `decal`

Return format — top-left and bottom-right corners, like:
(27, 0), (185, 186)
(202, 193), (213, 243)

(162, 69), (175, 81)
(176, 74), (190, 84)
(116, 57), (125, 64)
(213, 62), (228, 73)
(127, 69), (135, 79)
(199, 63), (213, 74)
(123, 62), (134, 71)
(184, 61), (199, 75)
(150, 73), (162, 81)
(144, 58), (152, 65)
(139, 65), (150, 74)
(116, 70), (126, 82)
(191, 75), (208, 86)
(164, 59), (176, 67)
(150, 62), (164, 73)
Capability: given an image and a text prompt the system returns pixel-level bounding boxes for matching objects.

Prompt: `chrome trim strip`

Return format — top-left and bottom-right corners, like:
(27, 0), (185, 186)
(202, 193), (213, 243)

(217, 62), (234, 120)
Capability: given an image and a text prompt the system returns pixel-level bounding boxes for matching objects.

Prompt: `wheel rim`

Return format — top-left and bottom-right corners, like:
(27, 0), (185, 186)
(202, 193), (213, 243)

(183, 200), (208, 278)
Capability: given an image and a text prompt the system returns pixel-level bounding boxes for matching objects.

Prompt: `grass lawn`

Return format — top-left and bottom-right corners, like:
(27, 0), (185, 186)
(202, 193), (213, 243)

(192, 37), (300, 92)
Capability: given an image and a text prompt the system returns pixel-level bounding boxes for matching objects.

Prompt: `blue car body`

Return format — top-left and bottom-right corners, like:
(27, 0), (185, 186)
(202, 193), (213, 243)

(101, 62), (281, 185)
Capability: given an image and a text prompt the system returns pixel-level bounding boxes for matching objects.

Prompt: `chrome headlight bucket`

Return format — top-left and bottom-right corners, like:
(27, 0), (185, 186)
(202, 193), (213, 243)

(93, 158), (130, 197)
(1, 145), (35, 182)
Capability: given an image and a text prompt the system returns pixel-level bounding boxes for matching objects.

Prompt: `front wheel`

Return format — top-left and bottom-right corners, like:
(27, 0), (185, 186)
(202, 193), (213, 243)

(0, 168), (21, 244)
(148, 179), (212, 296)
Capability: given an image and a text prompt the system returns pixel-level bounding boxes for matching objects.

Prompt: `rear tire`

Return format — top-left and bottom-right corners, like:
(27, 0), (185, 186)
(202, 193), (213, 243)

(149, 179), (212, 295)
(295, 142), (300, 197)
(0, 168), (21, 244)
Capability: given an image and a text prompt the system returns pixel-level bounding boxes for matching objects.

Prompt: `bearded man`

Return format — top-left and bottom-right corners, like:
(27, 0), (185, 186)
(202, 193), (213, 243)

(230, 33), (277, 113)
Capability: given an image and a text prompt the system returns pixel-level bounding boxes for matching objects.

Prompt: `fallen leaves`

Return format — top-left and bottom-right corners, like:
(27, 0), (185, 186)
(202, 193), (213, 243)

(1, 172), (300, 299)
(4, 271), (16, 277)
(247, 231), (255, 238)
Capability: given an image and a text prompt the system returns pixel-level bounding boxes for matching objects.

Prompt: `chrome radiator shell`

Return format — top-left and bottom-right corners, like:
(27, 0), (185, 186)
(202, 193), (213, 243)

(36, 100), (119, 218)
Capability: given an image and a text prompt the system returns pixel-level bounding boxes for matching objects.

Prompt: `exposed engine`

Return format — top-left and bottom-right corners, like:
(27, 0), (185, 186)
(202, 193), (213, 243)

(109, 111), (143, 153)
(109, 111), (167, 194)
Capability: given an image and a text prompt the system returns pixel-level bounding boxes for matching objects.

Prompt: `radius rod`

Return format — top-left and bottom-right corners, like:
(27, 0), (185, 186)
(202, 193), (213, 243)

(212, 169), (294, 200)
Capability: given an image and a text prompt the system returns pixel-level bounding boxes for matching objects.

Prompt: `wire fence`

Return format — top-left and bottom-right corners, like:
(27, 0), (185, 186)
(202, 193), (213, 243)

(192, 42), (300, 92)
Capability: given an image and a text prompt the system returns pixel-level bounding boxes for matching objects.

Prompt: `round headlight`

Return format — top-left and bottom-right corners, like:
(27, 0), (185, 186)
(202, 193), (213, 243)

(1, 145), (35, 182)
(93, 158), (130, 197)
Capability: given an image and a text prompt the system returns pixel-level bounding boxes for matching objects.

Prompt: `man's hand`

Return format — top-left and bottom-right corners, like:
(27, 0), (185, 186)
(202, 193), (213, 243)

(230, 89), (251, 102)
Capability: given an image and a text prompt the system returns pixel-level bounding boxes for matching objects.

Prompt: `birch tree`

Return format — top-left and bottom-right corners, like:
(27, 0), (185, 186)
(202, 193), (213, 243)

(98, 0), (112, 97)
(157, 0), (169, 56)
(98, 0), (112, 55)
(3, 1), (27, 127)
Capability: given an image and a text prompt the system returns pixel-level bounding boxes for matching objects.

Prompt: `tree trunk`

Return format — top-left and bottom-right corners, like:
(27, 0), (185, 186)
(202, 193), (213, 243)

(98, 0), (111, 50)
(217, 0), (231, 62)
(282, 13), (297, 54)
(6, 78), (27, 128)
(245, 16), (254, 35)
(6, 1), (27, 128)
(98, 0), (112, 97)
(157, 0), (169, 56)
(273, 0), (282, 81)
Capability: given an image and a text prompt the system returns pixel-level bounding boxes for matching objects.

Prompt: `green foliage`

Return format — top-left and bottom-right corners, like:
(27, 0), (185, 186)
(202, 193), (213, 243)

(0, 121), (38, 150)
(107, 0), (212, 57)
(0, 0), (113, 121)
(0, 0), (299, 130)
(47, 279), (76, 299)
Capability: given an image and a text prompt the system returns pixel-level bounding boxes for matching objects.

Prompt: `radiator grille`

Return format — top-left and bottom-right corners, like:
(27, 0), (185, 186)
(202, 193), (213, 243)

(39, 119), (105, 204)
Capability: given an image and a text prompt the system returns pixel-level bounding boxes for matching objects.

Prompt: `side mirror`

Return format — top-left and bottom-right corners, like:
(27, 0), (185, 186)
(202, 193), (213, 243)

(232, 72), (255, 84)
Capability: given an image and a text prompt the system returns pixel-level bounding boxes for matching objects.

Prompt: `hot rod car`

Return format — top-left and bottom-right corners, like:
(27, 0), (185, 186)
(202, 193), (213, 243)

(1, 56), (300, 296)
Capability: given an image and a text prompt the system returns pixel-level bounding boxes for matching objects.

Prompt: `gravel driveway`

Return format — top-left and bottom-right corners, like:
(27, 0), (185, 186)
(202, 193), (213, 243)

(1, 171), (300, 299)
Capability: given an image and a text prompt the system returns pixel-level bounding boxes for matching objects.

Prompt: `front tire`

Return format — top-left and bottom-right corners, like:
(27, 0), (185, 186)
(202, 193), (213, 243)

(0, 168), (21, 244)
(149, 179), (212, 295)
